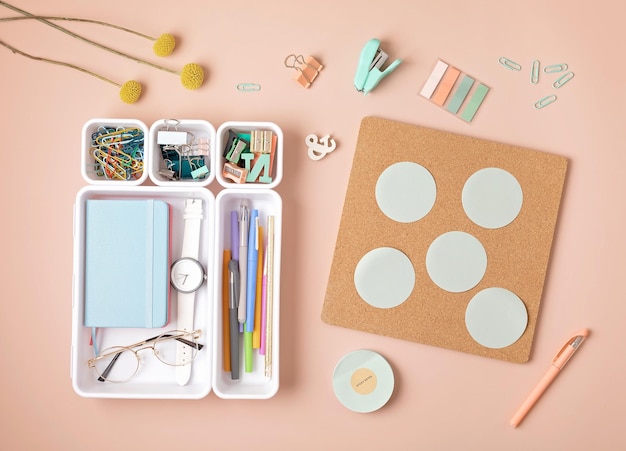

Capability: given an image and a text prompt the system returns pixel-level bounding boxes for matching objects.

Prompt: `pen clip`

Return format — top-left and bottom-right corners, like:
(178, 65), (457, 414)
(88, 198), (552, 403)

(228, 260), (240, 308)
(239, 204), (249, 244)
(552, 333), (586, 366)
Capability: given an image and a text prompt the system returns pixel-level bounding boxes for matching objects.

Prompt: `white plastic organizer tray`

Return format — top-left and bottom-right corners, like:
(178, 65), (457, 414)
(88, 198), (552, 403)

(81, 118), (150, 186)
(148, 119), (217, 187)
(212, 189), (282, 399)
(215, 121), (283, 190)
(71, 186), (215, 399)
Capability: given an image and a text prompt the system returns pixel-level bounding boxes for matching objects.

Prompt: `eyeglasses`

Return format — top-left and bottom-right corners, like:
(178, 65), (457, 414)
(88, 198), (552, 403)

(88, 329), (204, 383)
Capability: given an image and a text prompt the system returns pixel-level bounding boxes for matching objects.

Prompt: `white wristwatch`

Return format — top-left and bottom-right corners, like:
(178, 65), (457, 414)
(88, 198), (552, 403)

(171, 198), (205, 386)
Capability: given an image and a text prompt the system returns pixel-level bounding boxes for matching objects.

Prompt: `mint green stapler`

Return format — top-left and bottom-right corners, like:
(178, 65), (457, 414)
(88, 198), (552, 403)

(354, 38), (402, 95)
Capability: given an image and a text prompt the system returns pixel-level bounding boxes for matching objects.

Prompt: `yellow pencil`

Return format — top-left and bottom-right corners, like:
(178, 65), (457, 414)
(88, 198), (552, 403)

(222, 249), (231, 372)
(265, 216), (275, 378)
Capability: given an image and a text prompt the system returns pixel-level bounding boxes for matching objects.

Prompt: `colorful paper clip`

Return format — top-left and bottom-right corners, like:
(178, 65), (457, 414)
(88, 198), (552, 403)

(354, 38), (402, 95)
(284, 54), (323, 88)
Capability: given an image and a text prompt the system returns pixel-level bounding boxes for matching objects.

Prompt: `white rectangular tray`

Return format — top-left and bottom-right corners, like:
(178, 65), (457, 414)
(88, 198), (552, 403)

(71, 186), (215, 399)
(212, 189), (282, 399)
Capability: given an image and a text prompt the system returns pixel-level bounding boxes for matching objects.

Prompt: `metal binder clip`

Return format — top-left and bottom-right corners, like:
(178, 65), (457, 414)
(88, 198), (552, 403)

(354, 38), (402, 95)
(284, 54), (323, 88)
(157, 119), (188, 146)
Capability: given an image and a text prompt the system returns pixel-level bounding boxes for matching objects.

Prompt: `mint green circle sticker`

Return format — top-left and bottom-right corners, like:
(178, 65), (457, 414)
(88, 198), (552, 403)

(354, 247), (415, 309)
(465, 287), (528, 349)
(375, 162), (436, 223)
(426, 231), (487, 293)
(462, 167), (523, 229)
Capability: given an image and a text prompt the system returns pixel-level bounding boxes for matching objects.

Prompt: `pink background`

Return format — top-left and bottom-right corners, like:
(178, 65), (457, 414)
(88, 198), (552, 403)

(1, 0), (624, 449)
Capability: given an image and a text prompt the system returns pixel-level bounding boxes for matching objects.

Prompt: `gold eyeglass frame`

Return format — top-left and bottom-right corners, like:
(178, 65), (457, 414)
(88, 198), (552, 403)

(87, 329), (203, 383)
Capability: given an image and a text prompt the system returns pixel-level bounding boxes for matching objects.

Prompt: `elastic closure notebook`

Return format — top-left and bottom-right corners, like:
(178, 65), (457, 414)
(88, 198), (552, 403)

(84, 199), (170, 328)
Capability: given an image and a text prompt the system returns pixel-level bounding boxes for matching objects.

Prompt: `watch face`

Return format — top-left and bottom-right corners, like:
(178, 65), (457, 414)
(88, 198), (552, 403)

(170, 258), (206, 293)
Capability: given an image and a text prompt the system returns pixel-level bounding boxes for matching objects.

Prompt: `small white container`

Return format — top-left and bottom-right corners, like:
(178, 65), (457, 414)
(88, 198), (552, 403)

(81, 118), (149, 186)
(148, 119), (217, 187)
(215, 122), (283, 190)
(212, 189), (282, 399)
(71, 186), (215, 399)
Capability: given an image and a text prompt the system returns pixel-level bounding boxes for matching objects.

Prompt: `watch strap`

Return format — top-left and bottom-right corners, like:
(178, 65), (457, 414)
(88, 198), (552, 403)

(176, 198), (203, 386)
(181, 198), (202, 260)
(176, 291), (195, 386)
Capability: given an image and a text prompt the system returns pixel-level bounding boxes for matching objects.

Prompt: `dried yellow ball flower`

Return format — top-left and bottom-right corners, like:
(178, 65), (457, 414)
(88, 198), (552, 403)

(119, 80), (142, 103)
(180, 63), (204, 90)
(153, 33), (176, 57)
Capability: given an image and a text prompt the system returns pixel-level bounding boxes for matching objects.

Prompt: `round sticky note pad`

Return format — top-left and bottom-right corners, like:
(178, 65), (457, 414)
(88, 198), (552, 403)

(354, 247), (415, 309)
(375, 161), (437, 223)
(332, 350), (394, 413)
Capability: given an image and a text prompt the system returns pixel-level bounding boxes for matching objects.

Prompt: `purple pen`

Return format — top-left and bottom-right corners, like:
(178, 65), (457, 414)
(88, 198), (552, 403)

(230, 210), (239, 261)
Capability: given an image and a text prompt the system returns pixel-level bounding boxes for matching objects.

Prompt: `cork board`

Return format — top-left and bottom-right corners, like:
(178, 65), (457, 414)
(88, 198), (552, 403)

(321, 117), (568, 363)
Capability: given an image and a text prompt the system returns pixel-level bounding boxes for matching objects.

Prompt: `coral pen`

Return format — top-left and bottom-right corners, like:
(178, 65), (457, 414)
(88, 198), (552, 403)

(510, 329), (589, 428)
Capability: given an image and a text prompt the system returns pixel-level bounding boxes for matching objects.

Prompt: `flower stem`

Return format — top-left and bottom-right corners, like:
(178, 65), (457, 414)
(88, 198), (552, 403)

(0, 1), (178, 74)
(0, 38), (120, 87)
(0, 15), (156, 40)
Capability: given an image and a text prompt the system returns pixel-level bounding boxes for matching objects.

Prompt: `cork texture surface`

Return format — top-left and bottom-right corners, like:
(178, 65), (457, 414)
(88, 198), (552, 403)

(322, 117), (568, 363)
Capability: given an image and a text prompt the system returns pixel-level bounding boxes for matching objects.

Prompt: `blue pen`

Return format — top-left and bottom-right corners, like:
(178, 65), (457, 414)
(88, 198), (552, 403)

(245, 210), (259, 332)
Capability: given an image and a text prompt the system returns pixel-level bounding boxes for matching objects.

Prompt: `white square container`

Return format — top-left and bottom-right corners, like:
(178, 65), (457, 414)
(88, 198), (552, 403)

(71, 186), (215, 399)
(212, 189), (282, 399)
(215, 122), (283, 190)
(148, 119), (217, 187)
(81, 118), (149, 186)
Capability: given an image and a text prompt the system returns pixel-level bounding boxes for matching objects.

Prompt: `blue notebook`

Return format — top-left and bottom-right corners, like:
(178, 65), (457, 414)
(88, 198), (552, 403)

(84, 199), (170, 328)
